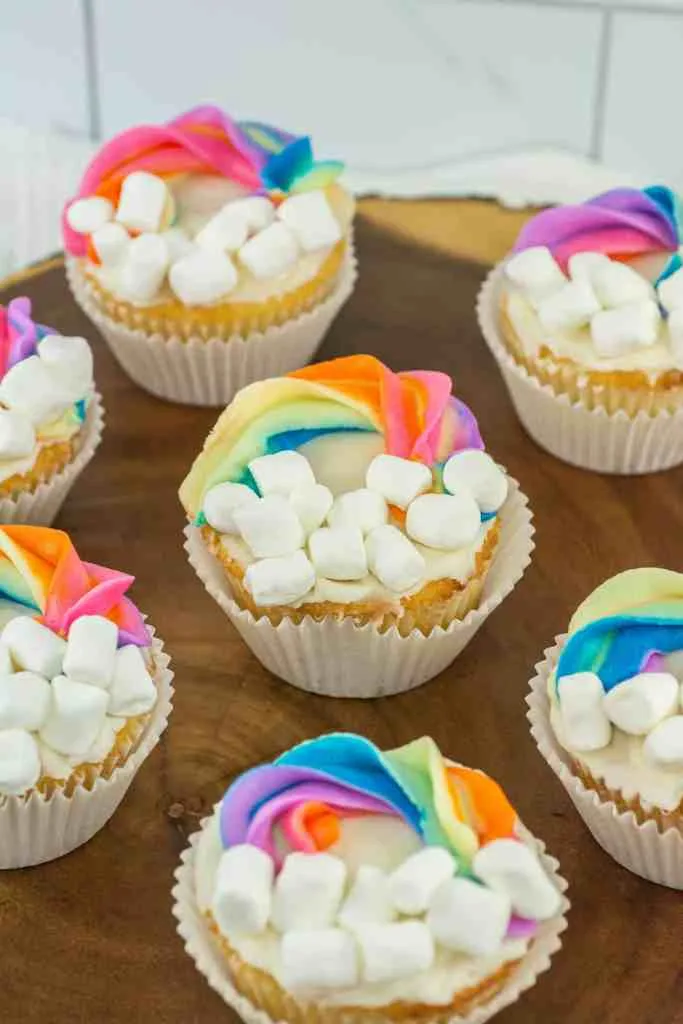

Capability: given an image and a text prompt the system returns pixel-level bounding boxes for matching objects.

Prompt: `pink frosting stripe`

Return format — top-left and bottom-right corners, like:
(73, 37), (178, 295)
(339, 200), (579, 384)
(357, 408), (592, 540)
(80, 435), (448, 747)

(405, 370), (454, 464)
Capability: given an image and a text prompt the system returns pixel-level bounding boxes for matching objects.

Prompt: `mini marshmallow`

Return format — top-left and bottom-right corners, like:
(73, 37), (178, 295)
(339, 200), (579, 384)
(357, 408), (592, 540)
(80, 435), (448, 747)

(0, 672), (51, 731)
(327, 488), (388, 535)
(667, 307), (683, 364)
(0, 728), (41, 796)
(658, 267), (683, 313)
(277, 191), (342, 252)
(591, 260), (652, 308)
(1, 616), (65, 678)
(116, 171), (173, 233)
(243, 550), (315, 606)
(212, 844), (275, 936)
(66, 196), (114, 235)
(388, 847), (456, 915)
(281, 929), (358, 991)
(473, 839), (562, 921)
(505, 247), (566, 300)
(289, 482), (333, 535)
(0, 643), (11, 676)
(337, 866), (397, 931)
(91, 221), (130, 266)
(309, 526), (367, 581)
(202, 482), (258, 535)
(603, 672), (679, 736)
(233, 495), (304, 558)
(0, 356), (72, 426)
(591, 301), (660, 357)
(38, 334), (94, 398)
(405, 492), (481, 550)
(356, 922), (435, 985)
(239, 222), (299, 279)
(119, 233), (170, 303)
(271, 852), (347, 932)
(442, 449), (508, 515)
(643, 715), (683, 769)
(107, 645), (157, 717)
(196, 206), (249, 253)
(0, 409), (35, 459)
(233, 196), (275, 234)
(537, 280), (601, 331)
(567, 251), (610, 285)
(366, 454), (432, 510)
(160, 226), (193, 263)
(63, 615), (119, 689)
(168, 246), (238, 305)
(248, 451), (315, 498)
(39, 675), (109, 757)
(366, 525), (426, 593)
(557, 671), (612, 752)
(426, 877), (511, 957)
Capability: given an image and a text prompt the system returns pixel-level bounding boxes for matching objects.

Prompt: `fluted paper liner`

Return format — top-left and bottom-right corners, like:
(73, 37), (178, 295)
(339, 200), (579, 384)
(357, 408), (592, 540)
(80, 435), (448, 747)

(0, 628), (173, 869)
(184, 480), (534, 698)
(0, 391), (104, 525)
(172, 815), (568, 1024)
(477, 265), (683, 474)
(66, 250), (357, 407)
(527, 637), (683, 889)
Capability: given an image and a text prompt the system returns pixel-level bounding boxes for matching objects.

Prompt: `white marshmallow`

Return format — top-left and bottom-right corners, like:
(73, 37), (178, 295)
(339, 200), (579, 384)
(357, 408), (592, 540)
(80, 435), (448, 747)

(63, 614), (119, 689)
(537, 280), (601, 331)
(591, 260), (652, 308)
(567, 251), (610, 285)
(356, 922), (435, 985)
(658, 267), (683, 313)
(0, 672), (51, 731)
(309, 526), (367, 581)
(202, 482), (258, 535)
(196, 207), (249, 253)
(0, 728), (41, 795)
(91, 221), (130, 266)
(426, 877), (511, 957)
(277, 191), (342, 252)
(289, 482), (333, 536)
(239, 222), (299, 279)
(473, 839), (562, 921)
(66, 196), (114, 235)
(212, 844), (274, 936)
(243, 550), (315, 606)
(39, 675), (109, 757)
(80, 718), (119, 764)
(0, 409), (35, 459)
(366, 525), (426, 593)
(168, 246), (238, 305)
(327, 488), (388, 535)
(366, 454), (432, 510)
(38, 334), (94, 398)
(664, 649), (683, 680)
(231, 196), (276, 234)
(1, 616), (65, 678)
(643, 715), (683, 769)
(603, 672), (679, 736)
(591, 301), (660, 356)
(116, 171), (172, 233)
(337, 866), (397, 931)
(442, 449), (508, 515)
(0, 643), (12, 676)
(405, 492), (481, 550)
(667, 307), (683, 363)
(107, 645), (157, 717)
(271, 852), (347, 932)
(505, 247), (566, 300)
(119, 233), (170, 302)
(248, 451), (315, 498)
(388, 846), (456, 914)
(160, 226), (193, 262)
(233, 495), (304, 558)
(557, 671), (612, 752)
(281, 929), (358, 991)
(0, 356), (72, 426)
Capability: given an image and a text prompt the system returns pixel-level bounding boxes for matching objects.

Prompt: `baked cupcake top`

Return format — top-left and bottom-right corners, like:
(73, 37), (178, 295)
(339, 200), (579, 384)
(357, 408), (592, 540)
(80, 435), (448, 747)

(195, 733), (561, 1006)
(0, 298), (94, 483)
(503, 186), (683, 378)
(63, 104), (354, 308)
(550, 568), (683, 811)
(0, 526), (156, 797)
(179, 355), (508, 609)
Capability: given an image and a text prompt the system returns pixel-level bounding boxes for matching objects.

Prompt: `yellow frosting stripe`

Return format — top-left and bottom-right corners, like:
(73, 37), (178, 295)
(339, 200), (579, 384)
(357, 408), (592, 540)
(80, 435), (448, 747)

(569, 568), (683, 633)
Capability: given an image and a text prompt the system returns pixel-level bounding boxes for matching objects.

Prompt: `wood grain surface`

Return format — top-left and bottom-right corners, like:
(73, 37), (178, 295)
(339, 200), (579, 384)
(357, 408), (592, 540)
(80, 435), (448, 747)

(0, 201), (681, 1024)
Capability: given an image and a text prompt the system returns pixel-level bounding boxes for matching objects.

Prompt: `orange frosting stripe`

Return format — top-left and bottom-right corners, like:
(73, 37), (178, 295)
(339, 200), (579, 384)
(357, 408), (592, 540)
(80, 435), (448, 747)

(447, 766), (517, 844)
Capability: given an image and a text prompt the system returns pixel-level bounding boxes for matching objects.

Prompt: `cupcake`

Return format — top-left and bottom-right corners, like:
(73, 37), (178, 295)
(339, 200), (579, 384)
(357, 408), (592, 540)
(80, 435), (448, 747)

(173, 733), (567, 1024)
(180, 355), (534, 697)
(477, 185), (683, 473)
(64, 104), (356, 406)
(0, 525), (173, 868)
(0, 297), (102, 523)
(528, 568), (683, 888)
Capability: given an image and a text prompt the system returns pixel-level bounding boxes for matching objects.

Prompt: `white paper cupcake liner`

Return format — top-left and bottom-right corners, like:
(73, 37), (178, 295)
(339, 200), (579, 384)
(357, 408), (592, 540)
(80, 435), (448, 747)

(66, 249), (357, 407)
(172, 815), (568, 1024)
(477, 265), (683, 474)
(527, 637), (683, 889)
(0, 627), (173, 869)
(184, 479), (534, 698)
(0, 390), (104, 525)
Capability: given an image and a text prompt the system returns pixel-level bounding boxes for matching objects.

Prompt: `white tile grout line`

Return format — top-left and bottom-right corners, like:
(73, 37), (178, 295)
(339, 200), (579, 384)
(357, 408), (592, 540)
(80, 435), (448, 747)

(590, 10), (613, 160)
(81, 0), (101, 142)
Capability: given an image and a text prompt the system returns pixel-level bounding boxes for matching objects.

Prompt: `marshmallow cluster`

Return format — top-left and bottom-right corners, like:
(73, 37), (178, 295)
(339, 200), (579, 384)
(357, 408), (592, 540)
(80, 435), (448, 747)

(201, 447), (507, 606)
(0, 614), (157, 797)
(68, 174), (343, 306)
(505, 246), (665, 358)
(211, 837), (560, 992)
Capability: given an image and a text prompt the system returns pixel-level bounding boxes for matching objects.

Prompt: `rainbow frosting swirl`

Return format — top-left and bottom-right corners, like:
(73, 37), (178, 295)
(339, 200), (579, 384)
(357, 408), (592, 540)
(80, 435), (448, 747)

(0, 526), (149, 647)
(63, 104), (344, 258)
